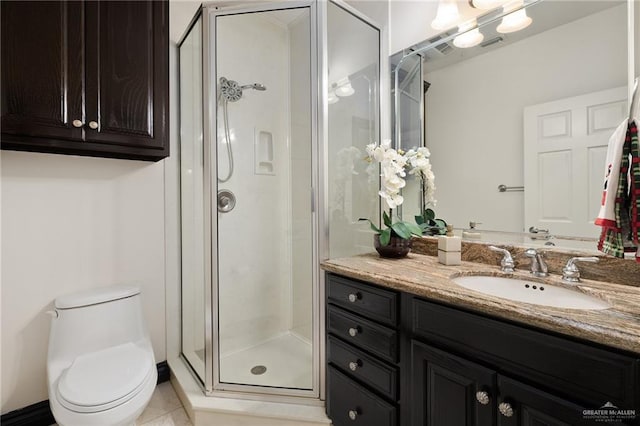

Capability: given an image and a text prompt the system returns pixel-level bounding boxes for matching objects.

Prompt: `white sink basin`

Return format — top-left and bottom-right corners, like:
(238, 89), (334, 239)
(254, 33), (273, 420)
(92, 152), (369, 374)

(451, 276), (611, 310)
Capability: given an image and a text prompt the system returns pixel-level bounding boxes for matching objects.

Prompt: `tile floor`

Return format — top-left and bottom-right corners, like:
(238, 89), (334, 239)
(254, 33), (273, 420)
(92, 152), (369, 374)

(135, 381), (191, 426)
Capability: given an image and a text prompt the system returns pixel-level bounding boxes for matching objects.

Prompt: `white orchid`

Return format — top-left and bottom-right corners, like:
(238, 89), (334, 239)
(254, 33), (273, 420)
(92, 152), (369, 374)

(365, 140), (436, 209)
(362, 141), (444, 243)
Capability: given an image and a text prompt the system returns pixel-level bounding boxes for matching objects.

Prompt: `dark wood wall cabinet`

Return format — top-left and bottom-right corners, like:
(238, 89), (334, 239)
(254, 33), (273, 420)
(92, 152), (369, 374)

(1, 0), (169, 161)
(325, 272), (640, 426)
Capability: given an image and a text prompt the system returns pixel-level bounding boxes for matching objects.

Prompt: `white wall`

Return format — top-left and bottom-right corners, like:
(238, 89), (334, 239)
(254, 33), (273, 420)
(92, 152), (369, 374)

(425, 5), (627, 233)
(1, 152), (166, 413)
(389, 0), (438, 55)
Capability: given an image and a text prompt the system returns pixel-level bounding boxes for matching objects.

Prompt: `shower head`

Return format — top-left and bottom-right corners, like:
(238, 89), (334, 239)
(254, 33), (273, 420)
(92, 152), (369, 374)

(219, 77), (267, 102)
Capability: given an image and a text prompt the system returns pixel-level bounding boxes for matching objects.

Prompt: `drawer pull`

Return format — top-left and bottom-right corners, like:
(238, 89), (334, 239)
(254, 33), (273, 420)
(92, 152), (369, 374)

(498, 402), (514, 417)
(348, 409), (358, 420)
(348, 360), (362, 371)
(348, 326), (360, 337)
(475, 391), (490, 405)
(348, 292), (360, 303)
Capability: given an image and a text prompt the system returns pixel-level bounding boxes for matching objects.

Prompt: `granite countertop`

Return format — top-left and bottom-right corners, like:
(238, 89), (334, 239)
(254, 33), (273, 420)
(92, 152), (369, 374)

(321, 252), (640, 354)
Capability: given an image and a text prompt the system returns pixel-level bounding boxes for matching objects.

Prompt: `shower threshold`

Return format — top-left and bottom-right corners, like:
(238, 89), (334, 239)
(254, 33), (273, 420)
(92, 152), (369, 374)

(168, 357), (330, 426)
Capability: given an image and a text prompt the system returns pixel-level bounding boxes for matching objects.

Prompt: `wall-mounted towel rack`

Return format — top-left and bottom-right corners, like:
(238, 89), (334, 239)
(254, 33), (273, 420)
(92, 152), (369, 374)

(498, 184), (524, 192)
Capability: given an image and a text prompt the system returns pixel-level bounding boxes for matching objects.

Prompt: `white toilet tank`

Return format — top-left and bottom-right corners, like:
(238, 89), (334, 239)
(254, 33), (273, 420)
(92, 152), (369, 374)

(48, 286), (151, 371)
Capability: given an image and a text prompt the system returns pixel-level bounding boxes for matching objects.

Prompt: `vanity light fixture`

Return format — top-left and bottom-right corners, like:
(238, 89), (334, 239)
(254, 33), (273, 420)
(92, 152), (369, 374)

(453, 19), (484, 48)
(431, 0), (461, 31)
(328, 89), (339, 104)
(334, 78), (355, 97)
(496, 0), (532, 34)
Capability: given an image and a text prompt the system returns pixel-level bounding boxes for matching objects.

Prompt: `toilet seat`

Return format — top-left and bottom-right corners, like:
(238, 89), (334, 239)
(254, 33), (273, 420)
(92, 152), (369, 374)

(56, 342), (154, 413)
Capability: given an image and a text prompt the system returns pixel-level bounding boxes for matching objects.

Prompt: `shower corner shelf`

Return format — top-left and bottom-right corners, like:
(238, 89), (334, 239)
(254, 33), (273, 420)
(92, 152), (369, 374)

(255, 129), (275, 175)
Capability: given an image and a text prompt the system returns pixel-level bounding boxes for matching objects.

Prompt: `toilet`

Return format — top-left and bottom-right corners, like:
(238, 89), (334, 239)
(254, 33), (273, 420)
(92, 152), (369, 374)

(47, 285), (157, 426)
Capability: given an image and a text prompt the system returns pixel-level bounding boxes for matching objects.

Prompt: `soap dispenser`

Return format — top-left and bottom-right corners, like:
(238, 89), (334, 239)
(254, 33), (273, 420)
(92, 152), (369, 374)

(462, 221), (482, 240)
(438, 225), (461, 265)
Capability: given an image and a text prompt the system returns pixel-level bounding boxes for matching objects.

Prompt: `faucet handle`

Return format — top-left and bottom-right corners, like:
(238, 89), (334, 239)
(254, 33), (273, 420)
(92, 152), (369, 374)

(524, 248), (540, 257)
(562, 257), (599, 283)
(488, 246), (515, 273)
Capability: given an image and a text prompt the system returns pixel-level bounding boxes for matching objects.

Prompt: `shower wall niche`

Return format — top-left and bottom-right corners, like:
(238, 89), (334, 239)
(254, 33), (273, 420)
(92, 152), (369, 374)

(178, 0), (380, 403)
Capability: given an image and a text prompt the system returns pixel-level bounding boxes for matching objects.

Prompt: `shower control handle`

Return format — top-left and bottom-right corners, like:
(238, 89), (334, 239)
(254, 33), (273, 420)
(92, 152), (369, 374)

(348, 360), (362, 371)
(348, 326), (359, 337)
(348, 410), (358, 420)
(348, 293), (360, 303)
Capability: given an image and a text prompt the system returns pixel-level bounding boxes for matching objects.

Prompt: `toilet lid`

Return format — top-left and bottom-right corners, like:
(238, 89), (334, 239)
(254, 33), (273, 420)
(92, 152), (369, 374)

(57, 342), (153, 413)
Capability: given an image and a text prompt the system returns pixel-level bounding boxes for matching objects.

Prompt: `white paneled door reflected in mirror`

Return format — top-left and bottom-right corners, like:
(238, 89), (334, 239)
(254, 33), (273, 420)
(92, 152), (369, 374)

(395, 0), (636, 254)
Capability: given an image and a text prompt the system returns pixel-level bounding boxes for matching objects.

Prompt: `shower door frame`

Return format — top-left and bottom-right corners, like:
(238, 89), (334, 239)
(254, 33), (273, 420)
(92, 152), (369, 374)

(202, 0), (323, 400)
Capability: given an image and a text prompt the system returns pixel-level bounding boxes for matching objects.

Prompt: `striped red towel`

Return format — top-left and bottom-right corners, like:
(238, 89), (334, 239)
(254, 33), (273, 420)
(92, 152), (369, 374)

(597, 119), (639, 262)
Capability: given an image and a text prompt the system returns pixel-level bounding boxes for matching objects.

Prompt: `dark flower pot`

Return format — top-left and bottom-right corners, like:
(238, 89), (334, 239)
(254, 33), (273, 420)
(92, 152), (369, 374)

(374, 234), (412, 258)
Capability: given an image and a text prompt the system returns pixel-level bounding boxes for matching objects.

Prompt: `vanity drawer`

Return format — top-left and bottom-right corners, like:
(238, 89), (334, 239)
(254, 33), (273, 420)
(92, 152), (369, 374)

(327, 365), (397, 426)
(412, 297), (640, 410)
(328, 335), (398, 400)
(327, 273), (398, 326)
(328, 306), (398, 363)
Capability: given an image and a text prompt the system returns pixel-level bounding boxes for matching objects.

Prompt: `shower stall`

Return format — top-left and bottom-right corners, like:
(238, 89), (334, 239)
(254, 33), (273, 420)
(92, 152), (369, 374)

(177, 0), (381, 411)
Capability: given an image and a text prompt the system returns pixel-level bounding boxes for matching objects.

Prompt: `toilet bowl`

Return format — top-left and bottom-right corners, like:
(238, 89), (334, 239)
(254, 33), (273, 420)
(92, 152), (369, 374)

(47, 285), (157, 426)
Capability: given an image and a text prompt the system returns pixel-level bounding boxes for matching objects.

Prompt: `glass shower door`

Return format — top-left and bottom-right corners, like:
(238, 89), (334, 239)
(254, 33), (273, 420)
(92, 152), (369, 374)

(179, 15), (206, 384)
(212, 4), (315, 392)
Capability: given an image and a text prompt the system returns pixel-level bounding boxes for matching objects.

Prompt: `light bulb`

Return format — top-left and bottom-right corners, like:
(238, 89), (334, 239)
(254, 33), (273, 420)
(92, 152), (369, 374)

(431, 0), (460, 31)
(496, 1), (532, 34)
(453, 20), (484, 48)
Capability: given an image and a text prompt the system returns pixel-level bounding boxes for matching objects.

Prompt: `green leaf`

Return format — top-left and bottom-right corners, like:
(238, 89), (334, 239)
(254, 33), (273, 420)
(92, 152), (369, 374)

(415, 215), (425, 225)
(380, 228), (391, 246)
(383, 211), (392, 227)
(404, 221), (423, 236)
(359, 218), (381, 234)
(434, 219), (447, 229)
(424, 208), (436, 221)
(391, 222), (411, 239)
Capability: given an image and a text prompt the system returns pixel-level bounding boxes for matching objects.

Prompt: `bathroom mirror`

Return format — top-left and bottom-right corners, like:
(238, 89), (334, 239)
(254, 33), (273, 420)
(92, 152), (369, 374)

(395, 0), (634, 253)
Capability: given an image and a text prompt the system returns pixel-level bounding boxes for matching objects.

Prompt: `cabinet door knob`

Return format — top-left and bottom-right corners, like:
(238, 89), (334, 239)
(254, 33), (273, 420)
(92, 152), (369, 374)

(348, 327), (359, 337)
(498, 402), (514, 417)
(348, 360), (361, 371)
(348, 293), (359, 303)
(475, 391), (490, 405)
(72, 119), (84, 128)
(348, 409), (358, 420)
(88, 121), (99, 130)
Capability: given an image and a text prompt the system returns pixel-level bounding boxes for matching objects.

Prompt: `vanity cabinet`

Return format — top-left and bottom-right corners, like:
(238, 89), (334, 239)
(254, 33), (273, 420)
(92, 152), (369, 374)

(326, 274), (400, 426)
(1, 0), (169, 161)
(324, 272), (640, 426)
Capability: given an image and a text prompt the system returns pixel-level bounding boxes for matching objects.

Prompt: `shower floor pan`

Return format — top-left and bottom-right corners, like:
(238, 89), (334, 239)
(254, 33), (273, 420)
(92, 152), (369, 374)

(219, 332), (313, 390)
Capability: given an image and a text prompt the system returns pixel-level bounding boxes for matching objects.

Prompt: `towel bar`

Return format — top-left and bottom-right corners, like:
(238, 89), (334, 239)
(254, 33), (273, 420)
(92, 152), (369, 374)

(498, 184), (524, 192)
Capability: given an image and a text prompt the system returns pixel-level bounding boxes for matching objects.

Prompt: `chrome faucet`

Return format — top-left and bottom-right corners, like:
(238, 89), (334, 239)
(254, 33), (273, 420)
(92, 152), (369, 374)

(524, 248), (548, 277)
(488, 246), (515, 273)
(562, 257), (599, 283)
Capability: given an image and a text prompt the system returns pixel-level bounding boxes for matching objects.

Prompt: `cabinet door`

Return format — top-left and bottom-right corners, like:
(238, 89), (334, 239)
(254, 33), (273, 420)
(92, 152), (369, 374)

(1, 1), (84, 142)
(85, 0), (168, 153)
(412, 340), (495, 426)
(497, 376), (628, 426)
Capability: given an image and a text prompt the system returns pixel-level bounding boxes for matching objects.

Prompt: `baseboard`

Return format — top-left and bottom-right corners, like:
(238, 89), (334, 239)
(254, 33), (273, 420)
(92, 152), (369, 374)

(157, 360), (170, 383)
(1, 361), (170, 426)
(0, 401), (55, 426)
